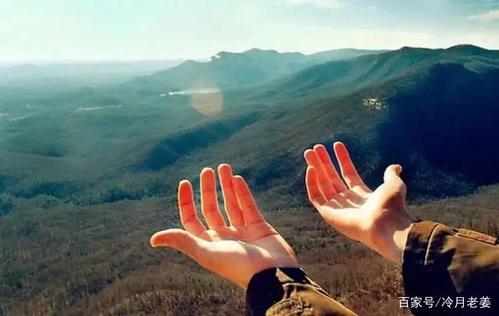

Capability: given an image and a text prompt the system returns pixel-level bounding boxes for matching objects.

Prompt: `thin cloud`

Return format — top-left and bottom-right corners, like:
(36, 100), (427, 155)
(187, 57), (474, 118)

(469, 9), (499, 22)
(280, 0), (349, 9)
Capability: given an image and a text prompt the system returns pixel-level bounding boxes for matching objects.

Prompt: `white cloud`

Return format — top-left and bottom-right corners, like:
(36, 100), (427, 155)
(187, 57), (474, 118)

(469, 9), (499, 22)
(280, 0), (349, 9)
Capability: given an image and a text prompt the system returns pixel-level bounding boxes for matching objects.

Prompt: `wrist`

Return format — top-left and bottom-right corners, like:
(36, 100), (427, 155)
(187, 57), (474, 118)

(241, 260), (300, 289)
(392, 216), (415, 264)
(371, 209), (416, 264)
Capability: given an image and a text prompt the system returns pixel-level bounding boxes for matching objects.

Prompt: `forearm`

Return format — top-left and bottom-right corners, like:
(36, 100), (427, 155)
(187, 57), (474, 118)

(246, 267), (357, 316)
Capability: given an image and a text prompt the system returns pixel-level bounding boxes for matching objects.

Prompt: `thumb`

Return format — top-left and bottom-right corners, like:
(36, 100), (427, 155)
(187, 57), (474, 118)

(382, 164), (407, 200)
(383, 164), (403, 183)
(150, 228), (209, 263)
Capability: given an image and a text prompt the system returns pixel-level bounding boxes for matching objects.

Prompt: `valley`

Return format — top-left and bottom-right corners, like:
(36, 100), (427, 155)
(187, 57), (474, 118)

(1, 45), (499, 315)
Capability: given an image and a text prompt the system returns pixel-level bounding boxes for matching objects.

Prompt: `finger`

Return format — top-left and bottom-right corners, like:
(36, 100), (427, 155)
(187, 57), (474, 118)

(178, 180), (207, 236)
(333, 192), (358, 208)
(305, 167), (328, 207)
(304, 149), (336, 199)
(233, 175), (265, 225)
(342, 190), (365, 207)
(200, 168), (227, 229)
(150, 228), (214, 267)
(333, 142), (371, 193)
(307, 169), (358, 229)
(383, 164), (402, 183)
(383, 164), (407, 198)
(318, 206), (360, 235)
(313, 144), (348, 192)
(218, 164), (244, 228)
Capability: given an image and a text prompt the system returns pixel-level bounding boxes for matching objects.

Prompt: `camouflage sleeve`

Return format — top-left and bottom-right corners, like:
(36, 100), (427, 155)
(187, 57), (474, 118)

(402, 220), (499, 315)
(245, 267), (357, 316)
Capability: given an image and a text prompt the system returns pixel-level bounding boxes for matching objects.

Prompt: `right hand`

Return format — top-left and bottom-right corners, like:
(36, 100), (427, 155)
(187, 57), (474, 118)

(304, 142), (415, 264)
(150, 164), (298, 289)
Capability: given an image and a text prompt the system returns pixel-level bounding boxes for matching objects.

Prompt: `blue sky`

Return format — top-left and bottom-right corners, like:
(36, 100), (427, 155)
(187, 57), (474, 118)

(1, 0), (499, 61)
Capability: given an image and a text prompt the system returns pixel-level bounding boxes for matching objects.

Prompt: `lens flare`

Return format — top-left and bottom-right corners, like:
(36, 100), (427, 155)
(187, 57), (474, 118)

(188, 80), (223, 117)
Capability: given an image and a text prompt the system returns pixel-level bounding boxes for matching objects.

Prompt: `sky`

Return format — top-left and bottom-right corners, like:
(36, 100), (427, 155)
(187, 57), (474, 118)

(1, 0), (499, 62)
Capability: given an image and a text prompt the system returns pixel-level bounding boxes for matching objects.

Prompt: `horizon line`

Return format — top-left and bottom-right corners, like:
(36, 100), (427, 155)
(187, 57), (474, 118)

(0, 43), (494, 65)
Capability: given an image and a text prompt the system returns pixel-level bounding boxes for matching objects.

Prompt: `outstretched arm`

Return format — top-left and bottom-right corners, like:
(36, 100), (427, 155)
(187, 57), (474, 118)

(150, 164), (357, 315)
(304, 142), (499, 315)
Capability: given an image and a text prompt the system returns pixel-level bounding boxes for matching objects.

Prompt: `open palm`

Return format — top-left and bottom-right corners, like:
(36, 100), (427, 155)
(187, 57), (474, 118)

(150, 164), (298, 289)
(304, 142), (414, 263)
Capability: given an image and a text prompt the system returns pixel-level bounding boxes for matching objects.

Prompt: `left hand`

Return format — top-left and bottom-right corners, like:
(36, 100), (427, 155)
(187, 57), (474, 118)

(304, 142), (414, 264)
(150, 164), (299, 289)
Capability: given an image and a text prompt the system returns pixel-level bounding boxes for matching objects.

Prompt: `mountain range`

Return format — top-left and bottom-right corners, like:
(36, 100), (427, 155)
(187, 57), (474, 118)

(1, 44), (499, 315)
(0, 60), (183, 88)
(126, 48), (387, 93)
(132, 44), (499, 199)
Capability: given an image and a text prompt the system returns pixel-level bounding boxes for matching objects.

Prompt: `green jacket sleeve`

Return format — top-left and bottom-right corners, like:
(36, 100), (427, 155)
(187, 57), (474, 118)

(402, 220), (499, 315)
(245, 267), (357, 316)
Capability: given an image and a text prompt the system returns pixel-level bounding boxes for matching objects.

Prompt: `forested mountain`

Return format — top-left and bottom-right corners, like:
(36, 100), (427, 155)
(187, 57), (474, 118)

(254, 44), (499, 99)
(135, 45), (499, 199)
(125, 48), (387, 93)
(1, 45), (498, 315)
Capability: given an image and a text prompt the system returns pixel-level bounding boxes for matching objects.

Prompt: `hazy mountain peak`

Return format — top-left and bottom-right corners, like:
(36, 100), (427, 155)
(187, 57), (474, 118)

(396, 45), (491, 57)
(308, 48), (389, 63)
(446, 44), (487, 54)
(397, 46), (434, 53)
(209, 51), (251, 61)
(243, 48), (279, 54)
(242, 48), (303, 57)
(127, 47), (390, 92)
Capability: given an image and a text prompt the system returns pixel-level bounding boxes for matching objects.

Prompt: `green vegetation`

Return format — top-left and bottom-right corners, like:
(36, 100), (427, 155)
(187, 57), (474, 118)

(1, 45), (498, 315)
(0, 195), (14, 215)
(126, 48), (387, 93)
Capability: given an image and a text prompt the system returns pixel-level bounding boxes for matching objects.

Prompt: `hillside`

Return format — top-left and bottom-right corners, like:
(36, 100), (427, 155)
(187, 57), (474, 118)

(1, 44), (499, 315)
(125, 48), (387, 93)
(250, 45), (499, 101)
(1, 46), (498, 210)
(0, 45), (498, 209)
(308, 48), (389, 62)
(1, 181), (498, 315)
(133, 45), (499, 200)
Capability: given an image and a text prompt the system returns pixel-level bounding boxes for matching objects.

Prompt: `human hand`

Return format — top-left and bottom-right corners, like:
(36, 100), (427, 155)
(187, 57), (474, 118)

(150, 164), (298, 289)
(304, 142), (415, 264)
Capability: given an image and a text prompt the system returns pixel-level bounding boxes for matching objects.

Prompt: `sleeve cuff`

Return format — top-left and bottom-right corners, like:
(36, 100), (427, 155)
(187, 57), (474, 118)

(402, 220), (441, 297)
(245, 267), (318, 316)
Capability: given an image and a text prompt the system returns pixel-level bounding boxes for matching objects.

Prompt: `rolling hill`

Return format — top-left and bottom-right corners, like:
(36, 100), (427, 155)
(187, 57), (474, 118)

(1, 44), (499, 315)
(249, 45), (499, 101)
(133, 45), (499, 200)
(125, 48), (388, 93)
(1, 45), (498, 206)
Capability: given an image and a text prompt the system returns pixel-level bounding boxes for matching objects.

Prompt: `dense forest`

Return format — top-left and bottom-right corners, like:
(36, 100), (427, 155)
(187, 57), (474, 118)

(1, 45), (499, 315)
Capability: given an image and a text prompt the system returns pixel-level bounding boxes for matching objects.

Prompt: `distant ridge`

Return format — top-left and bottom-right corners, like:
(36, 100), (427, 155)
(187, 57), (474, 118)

(252, 44), (499, 100)
(0, 60), (183, 87)
(125, 48), (388, 93)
